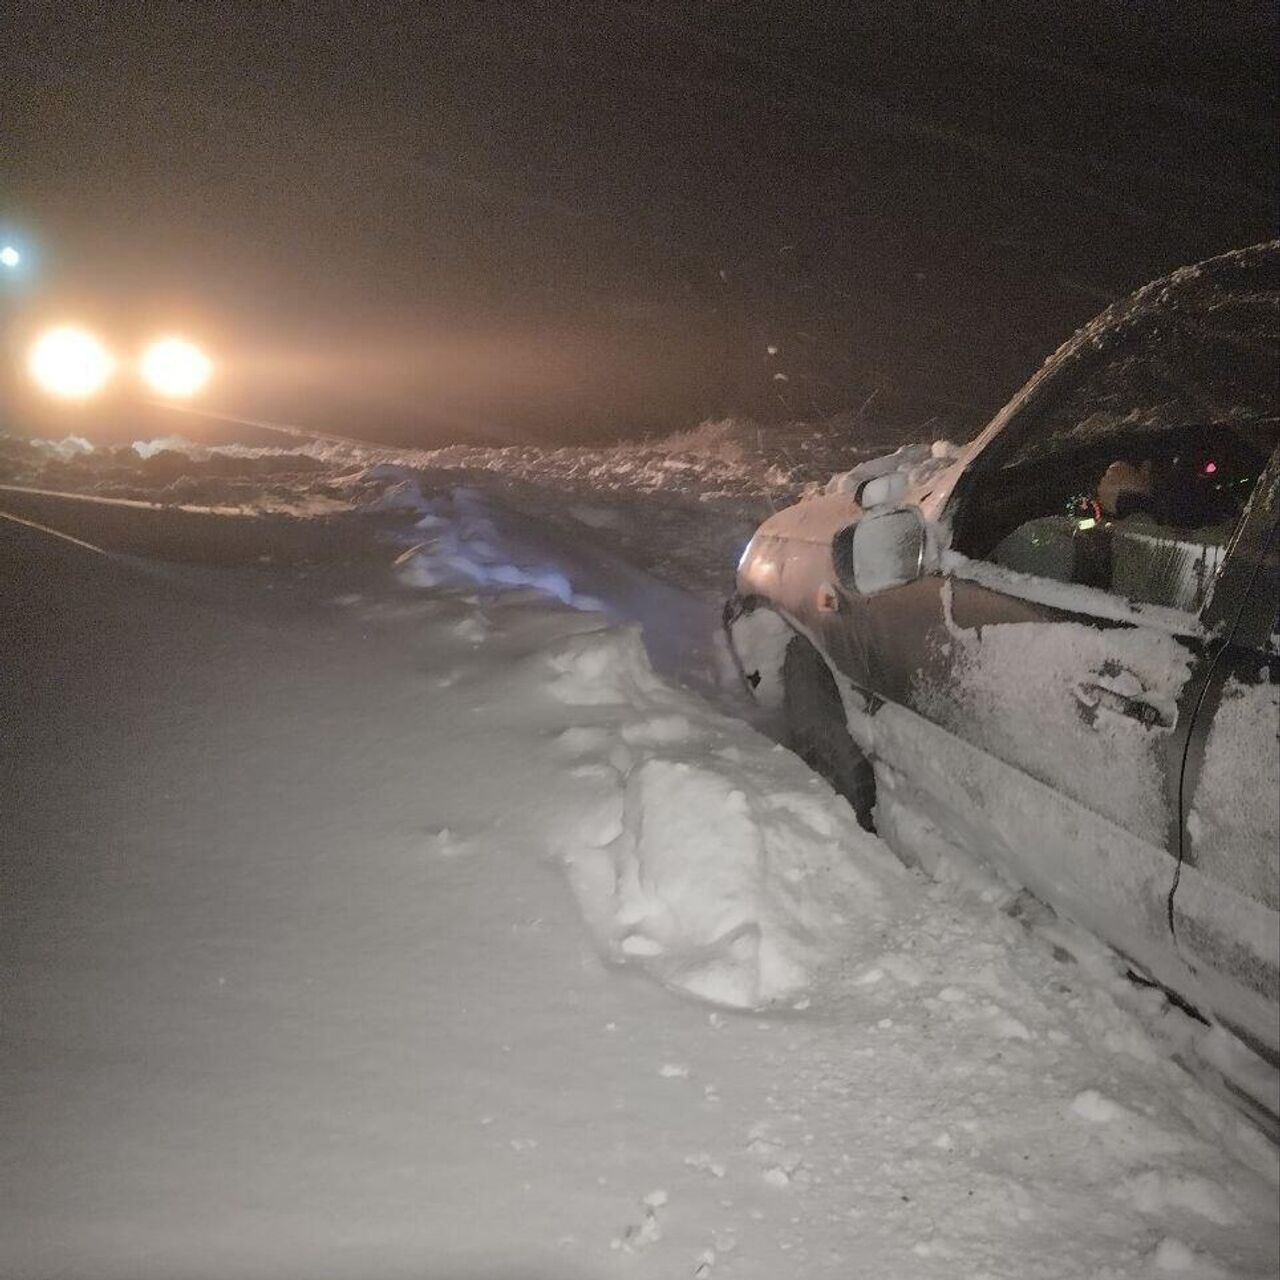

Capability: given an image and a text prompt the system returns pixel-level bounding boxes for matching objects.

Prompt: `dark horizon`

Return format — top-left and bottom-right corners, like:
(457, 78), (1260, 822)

(3, 1), (1276, 447)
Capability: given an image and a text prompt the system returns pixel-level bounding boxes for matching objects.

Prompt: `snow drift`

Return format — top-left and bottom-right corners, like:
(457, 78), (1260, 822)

(538, 625), (909, 1009)
(7, 473), (1278, 1279)
(392, 498), (909, 1011)
(393, 483), (602, 609)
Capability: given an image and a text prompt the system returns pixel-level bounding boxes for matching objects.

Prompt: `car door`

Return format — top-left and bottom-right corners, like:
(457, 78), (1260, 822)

(1170, 462), (1279, 1060)
(839, 518), (1209, 995)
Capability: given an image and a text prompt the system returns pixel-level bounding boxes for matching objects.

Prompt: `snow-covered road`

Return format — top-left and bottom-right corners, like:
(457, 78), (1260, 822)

(1, 491), (1278, 1279)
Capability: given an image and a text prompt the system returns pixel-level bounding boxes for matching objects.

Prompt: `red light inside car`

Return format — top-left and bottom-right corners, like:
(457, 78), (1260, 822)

(1203, 460), (1218, 475)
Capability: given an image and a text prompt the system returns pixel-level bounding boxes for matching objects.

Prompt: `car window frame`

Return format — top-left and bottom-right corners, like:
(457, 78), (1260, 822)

(1203, 445), (1280, 647)
(943, 340), (1277, 637)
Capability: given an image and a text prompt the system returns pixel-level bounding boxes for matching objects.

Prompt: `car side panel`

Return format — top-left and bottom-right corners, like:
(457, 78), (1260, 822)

(1166, 861), (1279, 1061)
(1173, 514), (1280, 1061)
(851, 695), (1192, 997)
(835, 561), (1204, 856)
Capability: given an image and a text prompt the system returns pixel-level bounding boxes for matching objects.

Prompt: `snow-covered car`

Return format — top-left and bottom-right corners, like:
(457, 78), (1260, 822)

(725, 243), (1280, 1076)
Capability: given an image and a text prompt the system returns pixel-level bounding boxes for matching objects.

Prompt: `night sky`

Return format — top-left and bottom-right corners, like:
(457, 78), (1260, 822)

(3, 1), (1276, 445)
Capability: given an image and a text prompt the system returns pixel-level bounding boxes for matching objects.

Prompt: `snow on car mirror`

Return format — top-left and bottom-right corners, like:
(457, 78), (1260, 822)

(840, 507), (927, 594)
(855, 470), (909, 509)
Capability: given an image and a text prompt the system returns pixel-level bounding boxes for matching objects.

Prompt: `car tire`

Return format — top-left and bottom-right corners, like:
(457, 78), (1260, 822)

(782, 635), (876, 831)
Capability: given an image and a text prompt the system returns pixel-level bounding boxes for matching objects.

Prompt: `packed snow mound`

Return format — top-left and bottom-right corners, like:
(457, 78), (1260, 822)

(541, 625), (908, 1009)
(362, 478), (427, 512)
(394, 487), (602, 609)
(653, 417), (763, 464)
(543, 624), (668, 705)
(1, 415), (933, 599)
(0, 431), (344, 514)
(131, 434), (203, 459)
(3, 410), (932, 520)
(28, 433), (96, 459)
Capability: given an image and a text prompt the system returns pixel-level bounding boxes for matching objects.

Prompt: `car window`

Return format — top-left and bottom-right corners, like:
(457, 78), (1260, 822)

(1017, 302), (1277, 462)
(951, 297), (1279, 615)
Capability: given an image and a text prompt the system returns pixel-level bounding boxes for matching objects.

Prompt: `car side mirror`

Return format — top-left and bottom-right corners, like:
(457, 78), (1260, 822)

(834, 507), (927, 595)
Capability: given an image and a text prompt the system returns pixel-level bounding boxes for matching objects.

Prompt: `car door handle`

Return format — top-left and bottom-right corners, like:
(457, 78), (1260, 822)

(1074, 681), (1171, 729)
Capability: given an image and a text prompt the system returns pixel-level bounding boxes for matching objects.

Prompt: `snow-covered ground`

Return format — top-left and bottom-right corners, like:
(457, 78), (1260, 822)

(1, 427), (1278, 1278)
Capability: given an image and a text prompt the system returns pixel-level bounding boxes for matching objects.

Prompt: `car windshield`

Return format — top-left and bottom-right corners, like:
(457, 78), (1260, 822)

(1030, 308), (1279, 460)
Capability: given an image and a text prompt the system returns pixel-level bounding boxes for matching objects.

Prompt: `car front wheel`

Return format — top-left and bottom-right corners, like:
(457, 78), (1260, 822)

(782, 635), (876, 831)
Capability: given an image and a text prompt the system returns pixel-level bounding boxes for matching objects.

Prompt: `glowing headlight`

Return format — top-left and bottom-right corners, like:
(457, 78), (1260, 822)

(28, 327), (115, 399)
(140, 337), (212, 398)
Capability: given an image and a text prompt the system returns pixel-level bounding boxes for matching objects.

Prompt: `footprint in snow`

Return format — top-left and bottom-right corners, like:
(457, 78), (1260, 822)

(746, 1125), (809, 1189)
(452, 615), (490, 644)
(1069, 1088), (1130, 1124)
(611, 1190), (667, 1253)
(620, 713), (695, 746)
(555, 726), (612, 757)
(1148, 1237), (1230, 1276)
(428, 827), (475, 859)
(683, 1152), (727, 1178)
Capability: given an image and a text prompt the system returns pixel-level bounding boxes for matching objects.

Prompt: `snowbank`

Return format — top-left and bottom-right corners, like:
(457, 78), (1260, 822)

(28, 433), (95, 459)
(2, 417), (923, 602)
(539, 625), (908, 1009)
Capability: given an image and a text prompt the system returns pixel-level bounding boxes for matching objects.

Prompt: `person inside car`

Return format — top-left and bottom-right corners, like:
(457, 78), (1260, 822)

(1096, 457), (1157, 520)
(1094, 452), (1236, 609)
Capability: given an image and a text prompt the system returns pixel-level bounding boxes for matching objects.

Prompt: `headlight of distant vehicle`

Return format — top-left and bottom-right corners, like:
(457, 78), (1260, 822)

(28, 326), (116, 399)
(139, 337), (213, 398)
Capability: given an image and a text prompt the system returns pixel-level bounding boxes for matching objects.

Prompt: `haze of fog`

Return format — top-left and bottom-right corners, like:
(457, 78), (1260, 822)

(2, 2), (1275, 446)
